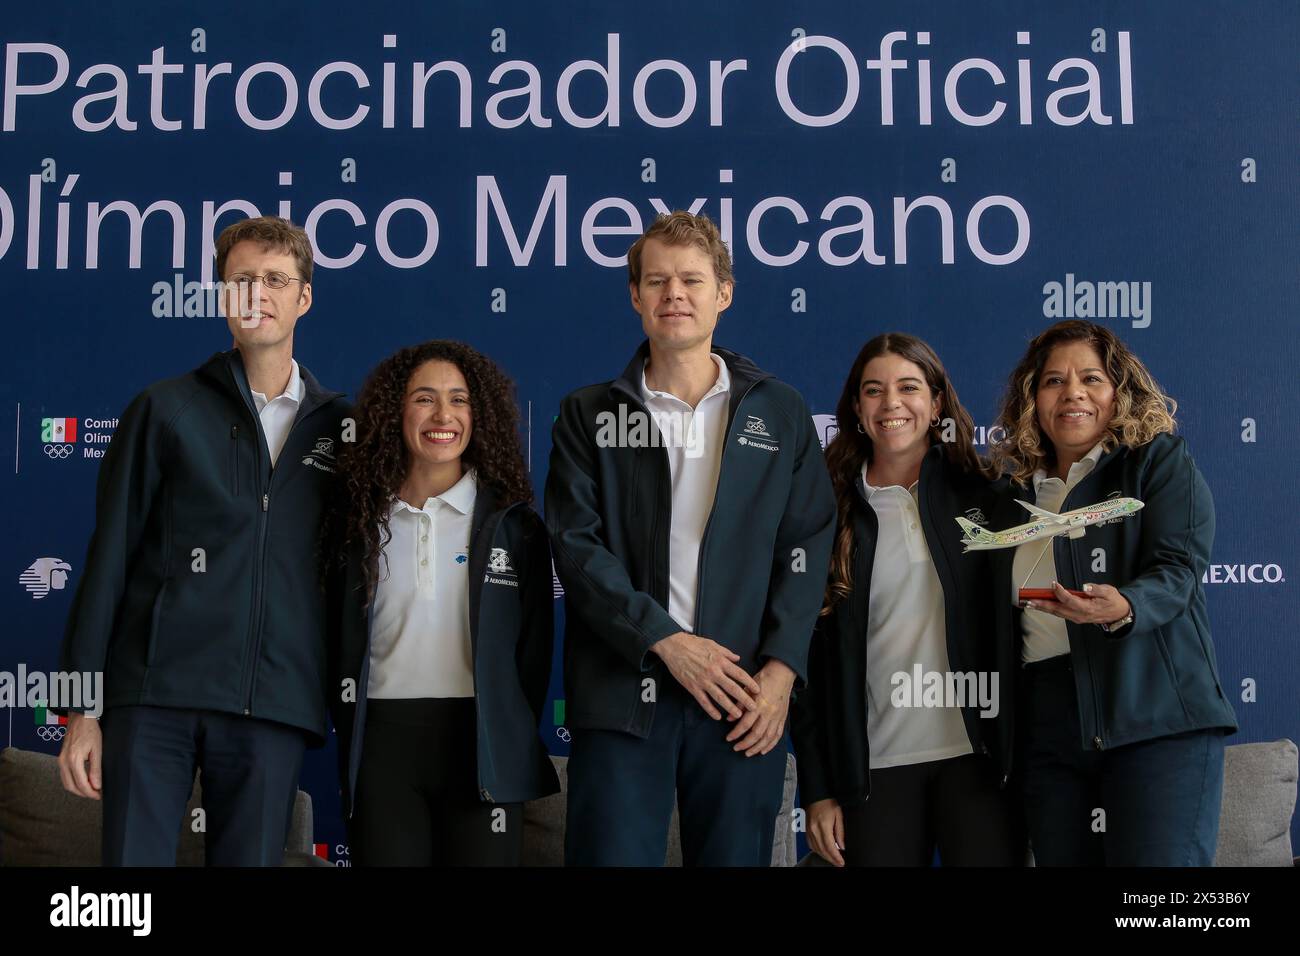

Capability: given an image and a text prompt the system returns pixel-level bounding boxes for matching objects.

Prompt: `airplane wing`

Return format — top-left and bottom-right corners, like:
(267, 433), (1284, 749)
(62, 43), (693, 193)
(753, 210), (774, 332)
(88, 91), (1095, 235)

(1016, 500), (1065, 523)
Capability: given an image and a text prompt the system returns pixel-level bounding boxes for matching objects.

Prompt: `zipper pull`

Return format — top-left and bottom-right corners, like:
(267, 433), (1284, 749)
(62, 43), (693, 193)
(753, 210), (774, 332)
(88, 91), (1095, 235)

(231, 425), (238, 438)
(262, 493), (269, 512)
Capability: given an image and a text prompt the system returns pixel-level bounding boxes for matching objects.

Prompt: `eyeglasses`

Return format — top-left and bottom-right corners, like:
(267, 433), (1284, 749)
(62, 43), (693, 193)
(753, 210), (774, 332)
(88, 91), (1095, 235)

(226, 271), (307, 291)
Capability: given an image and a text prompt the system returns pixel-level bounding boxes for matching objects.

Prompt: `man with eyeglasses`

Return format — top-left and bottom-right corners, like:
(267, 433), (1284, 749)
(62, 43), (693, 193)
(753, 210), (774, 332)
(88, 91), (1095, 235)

(56, 215), (352, 866)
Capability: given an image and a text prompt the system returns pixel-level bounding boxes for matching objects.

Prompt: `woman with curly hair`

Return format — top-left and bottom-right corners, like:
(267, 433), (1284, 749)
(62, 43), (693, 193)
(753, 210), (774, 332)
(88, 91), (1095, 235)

(988, 320), (1236, 866)
(326, 340), (559, 866)
(790, 333), (1023, 866)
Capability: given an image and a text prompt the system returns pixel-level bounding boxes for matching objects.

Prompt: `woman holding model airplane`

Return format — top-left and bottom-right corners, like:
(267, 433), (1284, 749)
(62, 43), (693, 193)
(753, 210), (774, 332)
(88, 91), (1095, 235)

(988, 319), (1237, 866)
(791, 333), (1024, 866)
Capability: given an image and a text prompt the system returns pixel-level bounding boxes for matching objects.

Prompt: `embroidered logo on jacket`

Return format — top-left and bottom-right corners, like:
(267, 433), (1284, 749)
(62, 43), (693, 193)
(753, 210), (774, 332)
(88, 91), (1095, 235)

(1094, 490), (1132, 527)
(301, 437), (337, 473)
(485, 548), (519, 587)
(737, 414), (779, 453)
(964, 508), (989, 527)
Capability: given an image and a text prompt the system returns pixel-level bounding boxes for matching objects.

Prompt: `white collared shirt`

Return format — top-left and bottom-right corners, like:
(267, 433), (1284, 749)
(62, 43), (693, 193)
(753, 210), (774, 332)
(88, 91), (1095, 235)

(1014, 442), (1107, 662)
(249, 359), (304, 467)
(640, 353), (731, 633)
(860, 467), (972, 768)
(368, 469), (477, 699)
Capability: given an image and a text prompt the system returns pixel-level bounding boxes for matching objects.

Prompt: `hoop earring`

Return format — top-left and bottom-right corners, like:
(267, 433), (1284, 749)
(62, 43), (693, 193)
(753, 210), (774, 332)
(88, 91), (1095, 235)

(931, 415), (941, 428)
(856, 422), (866, 434)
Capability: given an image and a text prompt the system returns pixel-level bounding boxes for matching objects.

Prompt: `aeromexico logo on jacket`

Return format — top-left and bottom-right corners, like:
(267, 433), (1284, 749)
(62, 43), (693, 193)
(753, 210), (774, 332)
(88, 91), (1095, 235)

(301, 437), (337, 473)
(485, 548), (519, 588)
(736, 415), (779, 453)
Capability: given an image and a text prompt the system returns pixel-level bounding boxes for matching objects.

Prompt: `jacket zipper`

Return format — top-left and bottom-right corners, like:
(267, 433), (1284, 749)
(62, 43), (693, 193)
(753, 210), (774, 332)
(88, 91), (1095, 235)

(244, 402), (332, 715)
(610, 380), (672, 621)
(691, 378), (764, 636)
(230, 425), (240, 496)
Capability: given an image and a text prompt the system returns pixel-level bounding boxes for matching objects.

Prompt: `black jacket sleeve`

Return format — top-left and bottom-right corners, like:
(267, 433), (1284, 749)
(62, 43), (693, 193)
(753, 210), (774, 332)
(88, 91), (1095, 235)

(789, 612), (836, 805)
(1113, 435), (1215, 639)
(59, 389), (169, 688)
(756, 396), (836, 683)
(544, 393), (681, 670)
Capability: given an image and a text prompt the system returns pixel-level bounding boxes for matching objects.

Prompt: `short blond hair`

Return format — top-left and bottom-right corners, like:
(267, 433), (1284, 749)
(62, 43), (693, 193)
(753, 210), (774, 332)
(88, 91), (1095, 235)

(627, 211), (733, 287)
(214, 215), (314, 284)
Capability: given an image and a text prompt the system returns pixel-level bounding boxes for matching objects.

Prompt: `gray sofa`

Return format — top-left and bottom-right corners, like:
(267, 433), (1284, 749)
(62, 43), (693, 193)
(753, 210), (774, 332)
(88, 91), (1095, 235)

(0, 746), (796, 867)
(0, 746), (326, 866)
(796, 739), (1299, 867)
(4, 740), (1290, 866)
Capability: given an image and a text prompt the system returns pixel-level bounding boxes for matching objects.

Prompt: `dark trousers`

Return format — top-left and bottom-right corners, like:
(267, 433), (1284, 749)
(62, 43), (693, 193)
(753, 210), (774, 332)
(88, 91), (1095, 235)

(351, 698), (522, 866)
(840, 753), (1024, 866)
(100, 705), (307, 867)
(1018, 655), (1226, 866)
(565, 679), (788, 866)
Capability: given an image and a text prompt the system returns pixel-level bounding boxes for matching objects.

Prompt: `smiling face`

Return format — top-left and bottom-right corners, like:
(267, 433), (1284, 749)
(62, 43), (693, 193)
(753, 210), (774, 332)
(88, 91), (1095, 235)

(854, 353), (941, 461)
(630, 238), (733, 352)
(401, 360), (472, 480)
(1035, 341), (1115, 466)
(221, 240), (312, 350)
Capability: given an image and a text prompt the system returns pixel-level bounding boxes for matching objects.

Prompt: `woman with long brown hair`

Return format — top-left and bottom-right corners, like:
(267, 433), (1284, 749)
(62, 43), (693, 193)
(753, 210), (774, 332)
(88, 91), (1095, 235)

(325, 340), (559, 865)
(791, 333), (1022, 866)
(988, 320), (1236, 866)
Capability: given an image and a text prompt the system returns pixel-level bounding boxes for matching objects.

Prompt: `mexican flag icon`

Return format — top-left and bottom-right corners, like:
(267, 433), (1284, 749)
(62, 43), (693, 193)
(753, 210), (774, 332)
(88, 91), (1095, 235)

(34, 703), (67, 726)
(41, 418), (78, 443)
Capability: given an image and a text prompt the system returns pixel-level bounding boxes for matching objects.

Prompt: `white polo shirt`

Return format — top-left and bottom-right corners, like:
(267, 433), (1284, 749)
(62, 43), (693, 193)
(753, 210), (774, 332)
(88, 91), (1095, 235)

(368, 469), (477, 699)
(249, 359), (304, 468)
(640, 353), (731, 633)
(861, 469), (972, 768)
(1014, 442), (1106, 663)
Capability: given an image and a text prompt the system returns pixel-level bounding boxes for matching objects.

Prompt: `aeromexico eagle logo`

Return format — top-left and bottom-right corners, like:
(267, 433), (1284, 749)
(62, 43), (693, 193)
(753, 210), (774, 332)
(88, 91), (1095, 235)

(301, 437), (337, 473)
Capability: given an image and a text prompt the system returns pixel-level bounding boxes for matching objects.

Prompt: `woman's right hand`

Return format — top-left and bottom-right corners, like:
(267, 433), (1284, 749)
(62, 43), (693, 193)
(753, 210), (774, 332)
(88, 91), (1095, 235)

(808, 797), (846, 867)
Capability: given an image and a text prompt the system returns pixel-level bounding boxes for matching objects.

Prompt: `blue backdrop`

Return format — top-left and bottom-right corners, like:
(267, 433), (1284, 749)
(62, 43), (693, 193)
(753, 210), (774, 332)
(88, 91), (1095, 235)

(3, 0), (1297, 862)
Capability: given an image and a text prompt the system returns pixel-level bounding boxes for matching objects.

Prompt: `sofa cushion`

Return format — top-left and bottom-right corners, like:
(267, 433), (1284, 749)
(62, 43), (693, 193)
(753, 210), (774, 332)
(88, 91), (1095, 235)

(0, 747), (311, 866)
(1214, 739), (1297, 867)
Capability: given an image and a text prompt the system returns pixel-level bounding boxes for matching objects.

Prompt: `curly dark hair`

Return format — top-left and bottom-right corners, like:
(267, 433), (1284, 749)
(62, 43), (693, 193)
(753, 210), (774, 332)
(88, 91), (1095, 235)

(328, 340), (533, 604)
(822, 332), (990, 614)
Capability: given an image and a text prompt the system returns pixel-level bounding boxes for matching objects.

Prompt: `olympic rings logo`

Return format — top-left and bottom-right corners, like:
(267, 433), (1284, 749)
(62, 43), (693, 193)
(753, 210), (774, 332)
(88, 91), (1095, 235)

(556, 726), (571, 743)
(44, 444), (74, 459)
(37, 725), (66, 742)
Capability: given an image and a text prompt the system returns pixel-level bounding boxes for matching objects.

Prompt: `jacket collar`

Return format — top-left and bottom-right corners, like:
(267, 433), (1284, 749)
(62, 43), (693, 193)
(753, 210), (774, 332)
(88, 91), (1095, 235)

(198, 349), (345, 420)
(854, 441), (946, 508)
(610, 340), (771, 404)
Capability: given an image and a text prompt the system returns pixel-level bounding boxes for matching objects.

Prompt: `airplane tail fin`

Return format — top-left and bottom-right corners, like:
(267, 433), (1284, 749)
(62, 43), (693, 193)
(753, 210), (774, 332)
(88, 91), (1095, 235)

(955, 516), (997, 548)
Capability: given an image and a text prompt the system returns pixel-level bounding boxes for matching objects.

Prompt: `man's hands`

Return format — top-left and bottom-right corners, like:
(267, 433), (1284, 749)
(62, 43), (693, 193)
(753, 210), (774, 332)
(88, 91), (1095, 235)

(652, 631), (760, 720)
(57, 713), (103, 800)
(650, 634), (795, 757)
(807, 798), (846, 867)
(725, 659), (795, 757)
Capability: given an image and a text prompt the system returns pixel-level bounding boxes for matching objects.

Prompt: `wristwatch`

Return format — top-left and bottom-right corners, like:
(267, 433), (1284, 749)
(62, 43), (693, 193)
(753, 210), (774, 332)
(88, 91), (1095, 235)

(1100, 610), (1134, 633)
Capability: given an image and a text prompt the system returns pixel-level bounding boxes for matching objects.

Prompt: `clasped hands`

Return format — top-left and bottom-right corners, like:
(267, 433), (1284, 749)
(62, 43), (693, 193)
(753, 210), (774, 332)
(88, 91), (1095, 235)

(651, 631), (792, 757)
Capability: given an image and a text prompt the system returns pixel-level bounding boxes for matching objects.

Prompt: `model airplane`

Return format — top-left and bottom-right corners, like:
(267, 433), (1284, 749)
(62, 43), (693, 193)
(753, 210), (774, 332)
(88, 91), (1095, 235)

(955, 497), (1144, 552)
